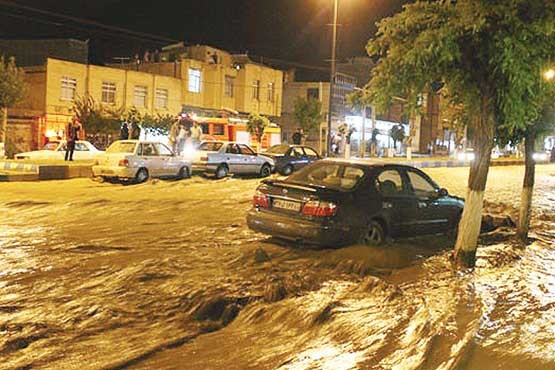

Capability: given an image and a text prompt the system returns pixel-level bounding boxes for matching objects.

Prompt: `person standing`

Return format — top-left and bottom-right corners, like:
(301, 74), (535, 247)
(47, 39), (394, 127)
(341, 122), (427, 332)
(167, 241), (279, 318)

(177, 124), (187, 155)
(120, 122), (129, 140)
(65, 118), (81, 161)
(550, 145), (555, 163)
(130, 122), (141, 140)
(169, 119), (181, 154)
(190, 122), (202, 147)
(292, 128), (302, 145)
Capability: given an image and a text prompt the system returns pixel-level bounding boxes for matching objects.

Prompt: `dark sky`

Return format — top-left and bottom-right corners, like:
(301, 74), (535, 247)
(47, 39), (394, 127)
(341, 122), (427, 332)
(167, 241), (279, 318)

(0, 0), (409, 65)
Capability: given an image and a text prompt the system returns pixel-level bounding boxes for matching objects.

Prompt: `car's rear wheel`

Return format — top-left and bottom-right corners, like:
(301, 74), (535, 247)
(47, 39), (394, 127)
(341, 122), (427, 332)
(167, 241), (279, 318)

(135, 168), (149, 183)
(281, 165), (293, 176)
(177, 166), (190, 180)
(215, 164), (229, 179)
(259, 163), (271, 178)
(360, 220), (385, 246)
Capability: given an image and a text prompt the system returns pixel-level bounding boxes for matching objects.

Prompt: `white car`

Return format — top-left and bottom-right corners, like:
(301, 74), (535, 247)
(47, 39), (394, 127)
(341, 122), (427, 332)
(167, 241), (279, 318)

(188, 141), (274, 179)
(92, 140), (192, 183)
(15, 140), (103, 160)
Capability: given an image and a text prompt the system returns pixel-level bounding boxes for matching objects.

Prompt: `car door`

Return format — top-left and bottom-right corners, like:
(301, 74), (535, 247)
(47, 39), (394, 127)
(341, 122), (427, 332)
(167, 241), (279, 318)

(224, 143), (241, 174)
(139, 143), (160, 176)
(289, 147), (309, 171)
(374, 167), (418, 237)
(405, 168), (450, 234)
(238, 144), (259, 174)
(155, 143), (177, 176)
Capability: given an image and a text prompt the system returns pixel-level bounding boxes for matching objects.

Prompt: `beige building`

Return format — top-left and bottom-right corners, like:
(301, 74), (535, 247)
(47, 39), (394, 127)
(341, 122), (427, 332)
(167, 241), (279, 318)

(9, 44), (284, 154)
(112, 44), (283, 118)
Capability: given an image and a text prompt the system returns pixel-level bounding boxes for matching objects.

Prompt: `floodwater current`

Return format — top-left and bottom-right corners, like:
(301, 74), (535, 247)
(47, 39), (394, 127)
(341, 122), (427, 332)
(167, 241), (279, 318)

(1, 165), (554, 369)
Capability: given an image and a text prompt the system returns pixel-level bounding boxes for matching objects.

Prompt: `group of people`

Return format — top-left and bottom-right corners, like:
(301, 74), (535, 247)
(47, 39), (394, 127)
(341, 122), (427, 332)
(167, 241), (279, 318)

(168, 119), (203, 155)
(119, 122), (142, 141)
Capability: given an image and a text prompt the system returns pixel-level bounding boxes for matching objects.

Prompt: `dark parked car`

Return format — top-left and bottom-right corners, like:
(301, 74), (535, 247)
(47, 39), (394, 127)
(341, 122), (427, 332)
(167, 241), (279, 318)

(247, 160), (464, 247)
(263, 144), (321, 175)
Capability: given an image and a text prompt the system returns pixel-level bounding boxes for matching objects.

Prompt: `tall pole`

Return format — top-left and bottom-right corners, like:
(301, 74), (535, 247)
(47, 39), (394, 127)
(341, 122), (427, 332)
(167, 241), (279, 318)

(327, 0), (339, 157)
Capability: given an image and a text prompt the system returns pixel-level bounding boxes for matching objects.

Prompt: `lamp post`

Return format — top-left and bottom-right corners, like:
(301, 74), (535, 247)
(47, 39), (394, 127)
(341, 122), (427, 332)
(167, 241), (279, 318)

(327, 0), (339, 157)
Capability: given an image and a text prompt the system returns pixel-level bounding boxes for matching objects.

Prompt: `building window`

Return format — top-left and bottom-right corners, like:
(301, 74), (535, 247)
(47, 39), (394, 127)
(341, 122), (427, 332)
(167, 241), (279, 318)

(267, 82), (275, 102)
(60, 76), (77, 101)
(101, 82), (116, 104)
(188, 68), (202, 93)
(252, 79), (260, 100)
(155, 88), (168, 109)
(307, 87), (319, 100)
(134, 85), (148, 108)
(225, 75), (235, 98)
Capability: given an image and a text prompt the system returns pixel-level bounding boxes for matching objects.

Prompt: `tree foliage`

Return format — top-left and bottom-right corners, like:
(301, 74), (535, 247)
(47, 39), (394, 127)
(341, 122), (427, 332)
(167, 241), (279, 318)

(389, 124), (406, 148)
(72, 95), (121, 135)
(0, 56), (26, 109)
(365, 0), (555, 134)
(246, 113), (270, 145)
(293, 97), (322, 137)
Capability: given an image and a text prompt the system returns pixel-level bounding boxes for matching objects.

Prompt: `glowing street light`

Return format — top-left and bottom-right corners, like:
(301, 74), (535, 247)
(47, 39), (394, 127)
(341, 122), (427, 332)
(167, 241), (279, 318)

(544, 68), (555, 81)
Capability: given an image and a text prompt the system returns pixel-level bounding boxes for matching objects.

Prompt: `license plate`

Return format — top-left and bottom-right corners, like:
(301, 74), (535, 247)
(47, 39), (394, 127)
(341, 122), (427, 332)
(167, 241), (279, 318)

(273, 199), (301, 212)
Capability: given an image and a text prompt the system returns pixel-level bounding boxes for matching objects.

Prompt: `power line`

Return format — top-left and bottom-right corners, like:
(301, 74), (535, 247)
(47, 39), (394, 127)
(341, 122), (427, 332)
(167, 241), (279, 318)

(0, 0), (179, 44)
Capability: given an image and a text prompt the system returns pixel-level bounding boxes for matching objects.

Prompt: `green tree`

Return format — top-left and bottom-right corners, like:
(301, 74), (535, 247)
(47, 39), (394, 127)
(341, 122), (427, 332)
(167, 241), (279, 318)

(0, 56), (26, 150)
(293, 97), (322, 140)
(389, 124), (405, 150)
(363, 0), (555, 267)
(246, 113), (270, 151)
(72, 95), (121, 135)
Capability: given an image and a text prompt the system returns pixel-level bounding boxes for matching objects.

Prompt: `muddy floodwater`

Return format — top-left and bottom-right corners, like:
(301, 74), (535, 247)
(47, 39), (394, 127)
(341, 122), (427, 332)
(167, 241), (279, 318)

(1, 165), (555, 370)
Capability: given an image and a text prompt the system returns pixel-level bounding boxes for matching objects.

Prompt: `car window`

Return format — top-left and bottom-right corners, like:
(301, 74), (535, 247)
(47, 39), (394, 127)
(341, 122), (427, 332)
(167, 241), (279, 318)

(226, 144), (239, 154)
(239, 144), (256, 155)
(199, 142), (223, 152)
(407, 170), (437, 198)
(139, 143), (158, 156)
(266, 145), (289, 155)
(303, 147), (319, 158)
(107, 142), (137, 154)
(288, 162), (365, 191)
(43, 142), (59, 151)
(75, 143), (89, 151)
(376, 169), (405, 196)
(156, 143), (173, 156)
(291, 147), (304, 158)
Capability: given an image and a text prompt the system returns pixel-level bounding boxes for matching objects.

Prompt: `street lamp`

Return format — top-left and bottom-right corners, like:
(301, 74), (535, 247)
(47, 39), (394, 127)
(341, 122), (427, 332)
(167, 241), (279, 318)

(327, 0), (339, 157)
(544, 68), (555, 81)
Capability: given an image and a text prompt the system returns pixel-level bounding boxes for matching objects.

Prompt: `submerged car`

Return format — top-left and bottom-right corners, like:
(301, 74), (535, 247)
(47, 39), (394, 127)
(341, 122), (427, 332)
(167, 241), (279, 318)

(15, 140), (103, 160)
(92, 140), (192, 183)
(247, 160), (464, 247)
(189, 141), (274, 179)
(263, 144), (321, 175)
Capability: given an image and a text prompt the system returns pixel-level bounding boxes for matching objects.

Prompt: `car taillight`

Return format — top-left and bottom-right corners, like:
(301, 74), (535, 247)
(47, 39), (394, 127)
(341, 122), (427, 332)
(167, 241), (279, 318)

(200, 156), (208, 161)
(118, 159), (129, 167)
(253, 190), (270, 208)
(302, 200), (338, 217)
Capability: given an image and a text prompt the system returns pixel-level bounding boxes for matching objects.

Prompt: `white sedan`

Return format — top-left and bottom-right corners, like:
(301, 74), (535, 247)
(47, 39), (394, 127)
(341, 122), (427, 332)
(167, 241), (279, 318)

(92, 140), (192, 183)
(15, 140), (103, 161)
(188, 141), (274, 179)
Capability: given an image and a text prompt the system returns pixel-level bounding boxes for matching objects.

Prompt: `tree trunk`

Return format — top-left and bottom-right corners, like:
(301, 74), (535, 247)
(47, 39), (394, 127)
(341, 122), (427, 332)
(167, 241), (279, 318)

(453, 98), (495, 268)
(517, 133), (535, 242)
(1, 107), (7, 144)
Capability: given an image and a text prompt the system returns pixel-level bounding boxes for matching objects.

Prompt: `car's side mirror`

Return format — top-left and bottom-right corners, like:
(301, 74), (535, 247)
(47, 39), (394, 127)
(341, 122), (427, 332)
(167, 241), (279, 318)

(438, 188), (449, 197)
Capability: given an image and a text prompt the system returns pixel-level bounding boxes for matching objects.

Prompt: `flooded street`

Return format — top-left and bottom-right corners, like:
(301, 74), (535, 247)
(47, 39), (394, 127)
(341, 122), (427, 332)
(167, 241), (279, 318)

(1, 165), (555, 370)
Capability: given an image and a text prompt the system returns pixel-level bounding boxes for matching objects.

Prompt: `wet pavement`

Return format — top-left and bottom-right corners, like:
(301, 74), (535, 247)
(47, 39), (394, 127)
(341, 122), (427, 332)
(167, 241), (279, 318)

(1, 165), (554, 369)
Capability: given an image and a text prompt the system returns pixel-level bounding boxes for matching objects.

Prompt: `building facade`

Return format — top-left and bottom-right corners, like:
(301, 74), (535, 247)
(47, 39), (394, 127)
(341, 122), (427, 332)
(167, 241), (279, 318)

(279, 72), (356, 154)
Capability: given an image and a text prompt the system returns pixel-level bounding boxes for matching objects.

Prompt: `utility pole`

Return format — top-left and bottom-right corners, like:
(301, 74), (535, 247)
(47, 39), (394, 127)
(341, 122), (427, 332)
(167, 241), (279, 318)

(327, 0), (339, 157)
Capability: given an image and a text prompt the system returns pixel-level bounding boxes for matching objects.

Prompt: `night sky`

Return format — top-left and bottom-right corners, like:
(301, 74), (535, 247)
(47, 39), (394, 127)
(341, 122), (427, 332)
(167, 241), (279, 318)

(0, 0), (409, 65)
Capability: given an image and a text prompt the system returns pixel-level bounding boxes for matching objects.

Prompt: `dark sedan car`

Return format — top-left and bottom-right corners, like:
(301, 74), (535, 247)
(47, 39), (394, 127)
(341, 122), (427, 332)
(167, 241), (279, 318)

(247, 160), (464, 247)
(263, 144), (321, 175)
